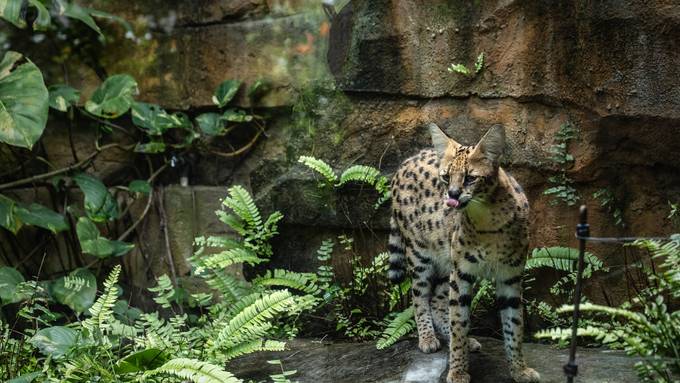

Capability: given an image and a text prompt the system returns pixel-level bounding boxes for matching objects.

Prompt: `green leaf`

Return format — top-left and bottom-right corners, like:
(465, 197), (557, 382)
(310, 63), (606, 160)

(145, 358), (241, 383)
(0, 0), (25, 28)
(30, 326), (78, 358)
(72, 173), (119, 222)
(131, 101), (189, 135)
(222, 108), (252, 123)
(0, 266), (25, 305)
(247, 79), (270, 100)
(212, 79), (241, 107)
(134, 141), (166, 153)
(76, 217), (134, 258)
(0, 51), (49, 149)
(59, 0), (102, 36)
(50, 268), (97, 314)
(128, 180), (151, 194)
(48, 84), (80, 112)
(448, 63), (470, 75)
(27, 0), (50, 30)
(0, 193), (20, 233)
(7, 371), (43, 383)
(115, 348), (170, 373)
(84, 74), (138, 119)
(196, 113), (224, 136)
(15, 203), (68, 233)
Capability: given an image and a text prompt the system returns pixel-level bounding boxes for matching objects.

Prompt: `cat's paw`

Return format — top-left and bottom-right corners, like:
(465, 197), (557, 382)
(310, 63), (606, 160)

(468, 337), (482, 352)
(446, 371), (471, 383)
(418, 335), (441, 353)
(511, 367), (540, 382)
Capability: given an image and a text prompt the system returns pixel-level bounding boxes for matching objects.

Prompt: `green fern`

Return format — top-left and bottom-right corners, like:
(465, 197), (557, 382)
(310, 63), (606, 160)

(534, 325), (610, 342)
(221, 339), (286, 361)
(148, 274), (176, 309)
(222, 185), (263, 232)
(214, 290), (297, 350)
(298, 155), (337, 185)
(316, 239), (335, 288)
(145, 358), (241, 383)
(252, 269), (320, 295)
(376, 307), (415, 349)
(337, 164), (391, 209)
(199, 247), (265, 271)
(82, 265), (120, 335)
(526, 247), (604, 275)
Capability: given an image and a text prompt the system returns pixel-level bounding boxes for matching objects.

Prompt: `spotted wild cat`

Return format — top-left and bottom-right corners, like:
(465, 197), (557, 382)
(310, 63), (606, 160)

(388, 123), (540, 383)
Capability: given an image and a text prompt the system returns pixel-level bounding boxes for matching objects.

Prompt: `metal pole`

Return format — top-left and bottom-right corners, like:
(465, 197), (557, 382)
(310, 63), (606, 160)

(565, 205), (589, 383)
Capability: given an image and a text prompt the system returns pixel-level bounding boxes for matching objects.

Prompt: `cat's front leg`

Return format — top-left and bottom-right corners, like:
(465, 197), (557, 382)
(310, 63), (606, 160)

(446, 266), (474, 383)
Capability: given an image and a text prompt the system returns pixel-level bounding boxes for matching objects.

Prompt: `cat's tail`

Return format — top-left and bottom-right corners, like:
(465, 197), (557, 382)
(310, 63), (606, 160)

(387, 216), (406, 283)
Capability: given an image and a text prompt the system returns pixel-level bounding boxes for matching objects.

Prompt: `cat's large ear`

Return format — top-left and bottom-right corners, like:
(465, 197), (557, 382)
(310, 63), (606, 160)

(474, 124), (505, 164)
(429, 123), (460, 157)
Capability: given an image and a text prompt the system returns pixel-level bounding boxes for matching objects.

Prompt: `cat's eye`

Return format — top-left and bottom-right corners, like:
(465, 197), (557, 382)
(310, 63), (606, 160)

(463, 175), (478, 186)
(440, 172), (450, 185)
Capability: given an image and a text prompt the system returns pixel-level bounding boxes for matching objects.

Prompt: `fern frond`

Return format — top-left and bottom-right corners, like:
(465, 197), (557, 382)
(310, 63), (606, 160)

(252, 269), (319, 295)
(376, 307), (415, 349)
(145, 358), (241, 383)
(534, 325), (609, 341)
(83, 265), (121, 334)
(338, 165), (381, 187)
(526, 247), (604, 273)
(556, 302), (648, 324)
(148, 274), (176, 309)
(201, 247), (265, 270)
(221, 339), (286, 361)
(214, 290), (297, 349)
(203, 271), (248, 303)
(298, 156), (337, 185)
(222, 185), (263, 232)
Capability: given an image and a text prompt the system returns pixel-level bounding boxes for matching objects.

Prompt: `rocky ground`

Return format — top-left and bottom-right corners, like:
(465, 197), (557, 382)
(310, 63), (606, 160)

(230, 336), (639, 383)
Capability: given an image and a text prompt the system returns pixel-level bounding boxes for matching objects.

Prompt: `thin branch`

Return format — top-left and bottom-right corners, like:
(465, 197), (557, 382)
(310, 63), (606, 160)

(117, 191), (153, 242)
(209, 130), (262, 158)
(0, 143), (133, 190)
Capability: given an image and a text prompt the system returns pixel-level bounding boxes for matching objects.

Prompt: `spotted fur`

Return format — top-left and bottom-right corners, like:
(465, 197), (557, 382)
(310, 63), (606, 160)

(389, 124), (540, 383)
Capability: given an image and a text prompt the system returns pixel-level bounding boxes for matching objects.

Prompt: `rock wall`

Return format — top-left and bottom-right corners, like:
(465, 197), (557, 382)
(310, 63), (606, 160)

(4, 0), (680, 309)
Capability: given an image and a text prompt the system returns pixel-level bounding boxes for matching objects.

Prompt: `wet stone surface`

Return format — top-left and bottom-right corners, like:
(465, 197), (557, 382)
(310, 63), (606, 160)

(229, 336), (639, 383)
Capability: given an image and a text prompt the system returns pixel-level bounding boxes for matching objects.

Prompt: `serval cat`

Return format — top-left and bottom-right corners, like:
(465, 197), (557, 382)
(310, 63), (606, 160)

(388, 123), (540, 383)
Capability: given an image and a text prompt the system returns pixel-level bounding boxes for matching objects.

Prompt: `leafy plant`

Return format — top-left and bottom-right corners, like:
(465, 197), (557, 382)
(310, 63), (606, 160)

(544, 122), (580, 206)
(448, 52), (485, 77)
(593, 188), (625, 227)
(535, 237), (680, 382)
(298, 156), (390, 209)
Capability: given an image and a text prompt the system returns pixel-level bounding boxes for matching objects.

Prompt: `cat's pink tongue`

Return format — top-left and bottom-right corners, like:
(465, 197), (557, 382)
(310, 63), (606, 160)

(446, 198), (460, 208)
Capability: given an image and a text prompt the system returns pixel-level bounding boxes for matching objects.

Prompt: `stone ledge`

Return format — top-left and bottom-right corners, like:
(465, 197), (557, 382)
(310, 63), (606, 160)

(229, 336), (640, 383)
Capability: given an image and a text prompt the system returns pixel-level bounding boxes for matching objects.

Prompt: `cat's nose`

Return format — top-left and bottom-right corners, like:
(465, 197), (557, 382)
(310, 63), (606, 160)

(448, 188), (462, 199)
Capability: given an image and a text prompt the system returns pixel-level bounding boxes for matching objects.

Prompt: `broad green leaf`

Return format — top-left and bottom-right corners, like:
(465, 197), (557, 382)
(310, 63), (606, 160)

(115, 348), (169, 373)
(128, 180), (151, 194)
(212, 79), (241, 107)
(27, 0), (50, 30)
(85, 74), (137, 119)
(0, 193), (20, 233)
(7, 371), (43, 383)
(76, 217), (134, 258)
(196, 112), (224, 136)
(134, 141), (166, 153)
(30, 326), (78, 358)
(48, 84), (80, 112)
(247, 79), (270, 100)
(0, 0), (24, 28)
(73, 173), (119, 222)
(15, 203), (68, 233)
(87, 8), (133, 33)
(131, 101), (188, 135)
(50, 268), (97, 313)
(0, 266), (24, 305)
(222, 108), (252, 123)
(0, 51), (49, 149)
(59, 0), (102, 36)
